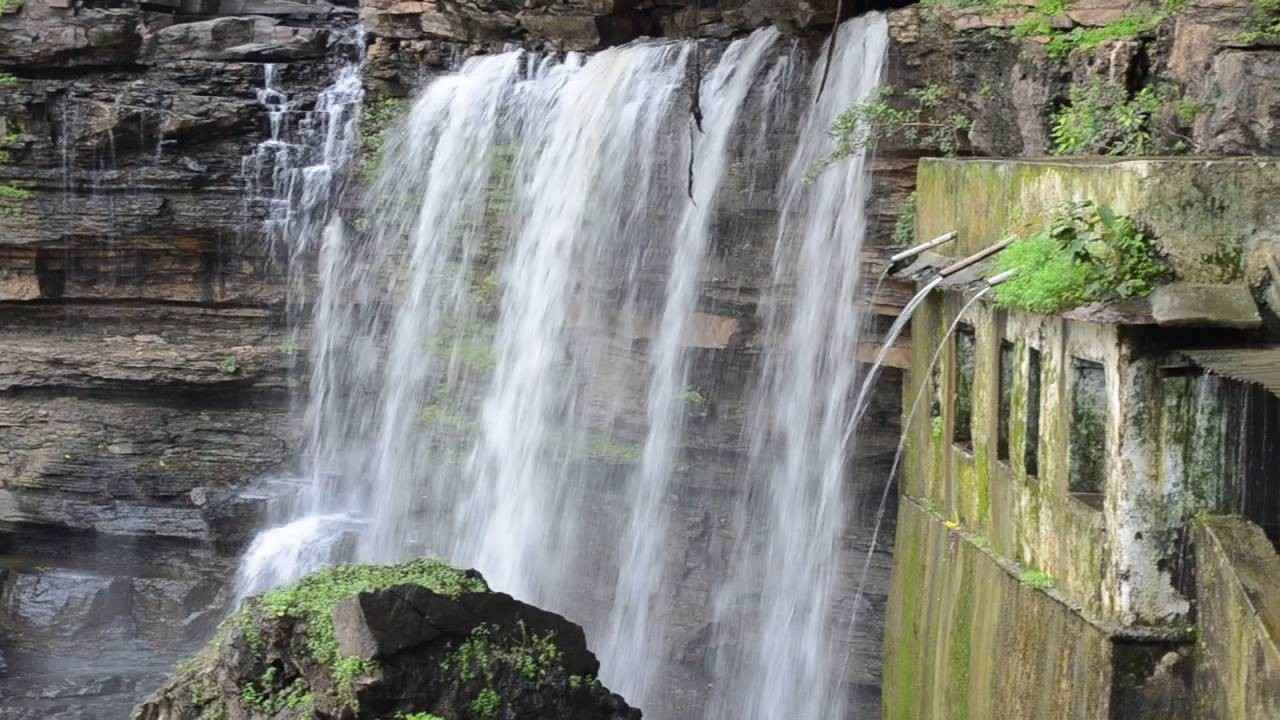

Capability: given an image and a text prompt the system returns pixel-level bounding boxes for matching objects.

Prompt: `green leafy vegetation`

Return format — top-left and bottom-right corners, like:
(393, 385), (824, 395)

(994, 201), (1170, 314)
(219, 355), (239, 375)
(1237, 0), (1280, 43)
(398, 713), (445, 720)
(1049, 80), (1181, 156)
(240, 669), (312, 715)
(893, 191), (918, 248)
(1014, 0), (1187, 59)
(360, 96), (408, 183)
(239, 560), (488, 709)
(441, 622), (565, 719)
(471, 688), (501, 719)
(0, 118), (27, 217)
(812, 84), (972, 180)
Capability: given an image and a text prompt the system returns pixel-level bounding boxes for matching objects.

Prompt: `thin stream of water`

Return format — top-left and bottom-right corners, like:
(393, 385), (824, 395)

(841, 283), (995, 672)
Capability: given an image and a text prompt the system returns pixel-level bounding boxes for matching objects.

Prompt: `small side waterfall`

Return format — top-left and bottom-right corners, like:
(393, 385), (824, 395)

(236, 15), (894, 720)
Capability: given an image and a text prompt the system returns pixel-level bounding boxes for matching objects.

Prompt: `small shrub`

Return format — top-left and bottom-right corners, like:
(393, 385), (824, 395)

(219, 355), (239, 375)
(442, 621), (564, 687)
(811, 84), (972, 180)
(470, 688), (501, 719)
(994, 201), (1170, 313)
(1049, 80), (1181, 156)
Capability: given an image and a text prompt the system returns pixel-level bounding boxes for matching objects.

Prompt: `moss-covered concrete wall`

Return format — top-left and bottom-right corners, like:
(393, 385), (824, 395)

(1193, 516), (1280, 719)
(885, 498), (1142, 720)
(901, 289), (1203, 628)
(915, 158), (1280, 284)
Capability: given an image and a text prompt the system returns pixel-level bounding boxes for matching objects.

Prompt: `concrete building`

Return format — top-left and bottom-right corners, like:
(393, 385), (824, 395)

(883, 158), (1280, 719)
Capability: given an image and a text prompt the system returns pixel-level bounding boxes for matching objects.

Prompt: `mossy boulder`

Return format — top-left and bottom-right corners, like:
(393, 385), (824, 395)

(132, 559), (639, 720)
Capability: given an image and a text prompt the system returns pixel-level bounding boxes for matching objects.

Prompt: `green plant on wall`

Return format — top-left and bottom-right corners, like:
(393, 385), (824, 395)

(811, 84), (972, 180)
(1237, 0), (1280, 42)
(1014, 0), (1187, 59)
(359, 96), (408, 184)
(893, 191), (918, 248)
(1049, 80), (1184, 156)
(994, 201), (1171, 313)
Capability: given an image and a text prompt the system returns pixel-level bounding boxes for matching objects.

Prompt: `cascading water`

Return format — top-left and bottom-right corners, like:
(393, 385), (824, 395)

(706, 14), (888, 720)
(236, 15), (895, 720)
(599, 28), (783, 704)
(234, 30), (367, 597)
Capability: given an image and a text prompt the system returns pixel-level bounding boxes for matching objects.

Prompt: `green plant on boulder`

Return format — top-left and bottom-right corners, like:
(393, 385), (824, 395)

(994, 201), (1171, 314)
(811, 84), (972, 180)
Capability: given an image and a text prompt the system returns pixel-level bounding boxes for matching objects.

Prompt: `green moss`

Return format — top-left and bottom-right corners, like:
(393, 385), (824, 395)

(893, 191), (918, 248)
(360, 97), (408, 184)
(428, 318), (497, 372)
(1198, 244), (1243, 283)
(581, 432), (642, 464)
(1017, 567), (1055, 590)
(994, 200), (1170, 313)
(421, 403), (478, 434)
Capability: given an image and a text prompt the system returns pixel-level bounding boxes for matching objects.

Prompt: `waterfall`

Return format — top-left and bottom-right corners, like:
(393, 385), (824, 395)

(236, 14), (891, 720)
(706, 14), (888, 720)
(600, 28), (782, 703)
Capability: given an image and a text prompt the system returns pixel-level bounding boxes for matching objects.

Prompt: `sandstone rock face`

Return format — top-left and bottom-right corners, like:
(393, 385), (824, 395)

(0, 1), (333, 716)
(133, 561), (639, 720)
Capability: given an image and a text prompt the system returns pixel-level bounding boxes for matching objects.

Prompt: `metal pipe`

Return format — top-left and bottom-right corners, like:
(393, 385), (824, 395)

(937, 236), (1017, 278)
(888, 231), (957, 266)
(985, 268), (1019, 287)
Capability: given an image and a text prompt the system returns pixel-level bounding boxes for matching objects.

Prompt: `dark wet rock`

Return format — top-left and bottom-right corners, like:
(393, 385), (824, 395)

(133, 561), (639, 720)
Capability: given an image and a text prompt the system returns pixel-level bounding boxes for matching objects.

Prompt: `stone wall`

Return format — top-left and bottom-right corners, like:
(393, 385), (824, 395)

(882, 498), (1191, 720)
(1193, 516), (1280, 720)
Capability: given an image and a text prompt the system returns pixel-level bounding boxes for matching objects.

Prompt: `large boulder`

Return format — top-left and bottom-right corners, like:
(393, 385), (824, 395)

(132, 559), (640, 720)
